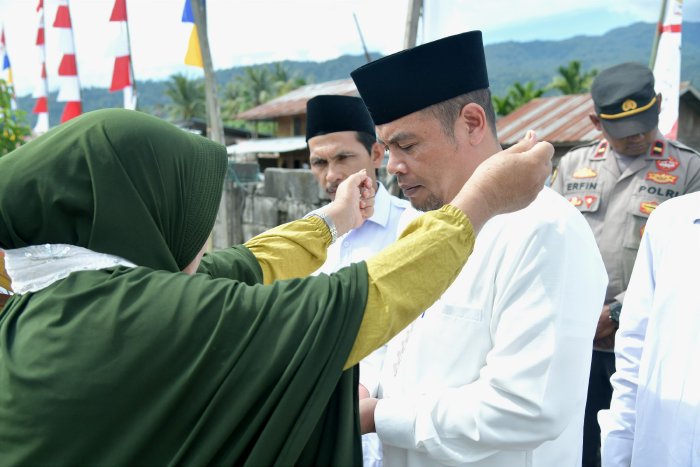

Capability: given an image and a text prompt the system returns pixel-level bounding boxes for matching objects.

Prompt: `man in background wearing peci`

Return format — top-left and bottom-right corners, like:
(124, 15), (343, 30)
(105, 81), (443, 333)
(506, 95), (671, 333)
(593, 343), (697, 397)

(306, 94), (418, 466)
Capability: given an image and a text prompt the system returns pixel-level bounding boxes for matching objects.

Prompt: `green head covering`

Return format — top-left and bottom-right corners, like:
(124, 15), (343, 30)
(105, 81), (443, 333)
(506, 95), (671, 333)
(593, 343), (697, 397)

(0, 109), (227, 272)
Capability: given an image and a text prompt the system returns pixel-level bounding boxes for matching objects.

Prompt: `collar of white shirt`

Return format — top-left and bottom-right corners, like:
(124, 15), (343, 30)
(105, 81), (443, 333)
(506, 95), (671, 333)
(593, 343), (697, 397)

(367, 182), (392, 228)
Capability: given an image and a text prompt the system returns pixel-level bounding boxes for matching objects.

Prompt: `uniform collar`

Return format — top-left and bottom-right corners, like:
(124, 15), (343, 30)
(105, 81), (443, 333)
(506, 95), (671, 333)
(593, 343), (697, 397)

(590, 131), (667, 161)
(366, 182), (392, 228)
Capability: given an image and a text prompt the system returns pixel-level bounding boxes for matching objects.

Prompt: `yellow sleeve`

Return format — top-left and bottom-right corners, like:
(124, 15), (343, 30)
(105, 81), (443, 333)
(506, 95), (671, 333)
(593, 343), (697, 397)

(0, 252), (11, 292)
(344, 205), (475, 369)
(244, 216), (332, 285)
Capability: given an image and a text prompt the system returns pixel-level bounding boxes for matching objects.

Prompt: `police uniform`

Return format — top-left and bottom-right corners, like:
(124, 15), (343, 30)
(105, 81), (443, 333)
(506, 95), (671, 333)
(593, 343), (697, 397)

(552, 134), (700, 304)
(550, 61), (700, 467)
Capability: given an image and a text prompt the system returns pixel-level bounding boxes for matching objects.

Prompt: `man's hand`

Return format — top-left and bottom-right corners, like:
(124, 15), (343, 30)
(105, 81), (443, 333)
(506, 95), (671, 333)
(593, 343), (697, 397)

(324, 170), (376, 236)
(594, 304), (618, 349)
(451, 130), (554, 232)
(360, 397), (379, 434)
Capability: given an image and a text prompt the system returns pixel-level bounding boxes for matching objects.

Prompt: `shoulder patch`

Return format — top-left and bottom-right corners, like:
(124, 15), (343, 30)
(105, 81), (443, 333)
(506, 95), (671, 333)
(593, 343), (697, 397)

(594, 141), (608, 159)
(649, 140), (665, 158)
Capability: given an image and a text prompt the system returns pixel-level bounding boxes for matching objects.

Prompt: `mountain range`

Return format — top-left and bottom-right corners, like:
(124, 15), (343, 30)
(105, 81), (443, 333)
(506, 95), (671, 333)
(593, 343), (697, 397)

(14, 21), (700, 127)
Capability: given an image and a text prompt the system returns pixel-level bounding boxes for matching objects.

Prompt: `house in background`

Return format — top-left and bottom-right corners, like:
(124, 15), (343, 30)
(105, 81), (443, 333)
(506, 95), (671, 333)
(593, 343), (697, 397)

(497, 82), (700, 164)
(231, 79), (358, 170)
(234, 78), (700, 172)
(176, 117), (261, 147)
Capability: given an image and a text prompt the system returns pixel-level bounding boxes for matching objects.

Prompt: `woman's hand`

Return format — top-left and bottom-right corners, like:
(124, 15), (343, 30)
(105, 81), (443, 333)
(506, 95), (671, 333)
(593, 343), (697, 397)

(451, 130), (554, 232)
(323, 170), (376, 236)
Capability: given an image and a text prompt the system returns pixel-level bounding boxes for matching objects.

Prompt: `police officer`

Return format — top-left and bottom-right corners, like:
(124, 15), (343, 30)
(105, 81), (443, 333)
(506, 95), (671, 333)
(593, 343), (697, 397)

(551, 62), (700, 467)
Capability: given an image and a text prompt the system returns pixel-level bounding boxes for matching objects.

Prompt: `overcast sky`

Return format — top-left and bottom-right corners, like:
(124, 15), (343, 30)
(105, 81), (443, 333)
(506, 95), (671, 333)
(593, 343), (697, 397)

(0, 0), (697, 96)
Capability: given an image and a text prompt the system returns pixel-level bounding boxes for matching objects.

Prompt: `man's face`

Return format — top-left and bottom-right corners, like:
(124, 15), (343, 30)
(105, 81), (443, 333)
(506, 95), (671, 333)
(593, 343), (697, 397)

(590, 114), (657, 157)
(377, 110), (476, 211)
(308, 131), (381, 200)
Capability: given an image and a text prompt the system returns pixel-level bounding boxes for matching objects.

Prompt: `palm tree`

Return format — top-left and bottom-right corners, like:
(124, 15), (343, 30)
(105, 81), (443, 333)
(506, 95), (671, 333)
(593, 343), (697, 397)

(235, 66), (274, 110)
(164, 74), (205, 122)
(493, 81), (545, 117)
(548, 60), (598, 95)
(270, 63), (307, 96)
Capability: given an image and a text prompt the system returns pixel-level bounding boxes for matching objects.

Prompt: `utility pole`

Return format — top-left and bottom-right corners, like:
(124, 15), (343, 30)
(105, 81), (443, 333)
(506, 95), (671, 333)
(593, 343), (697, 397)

(191, 0), (243, 247)
(353, 13), (372, 63)
(190, 0), (224, 145)
(403, 0), (422, 49)
(649, 0), (668, 68)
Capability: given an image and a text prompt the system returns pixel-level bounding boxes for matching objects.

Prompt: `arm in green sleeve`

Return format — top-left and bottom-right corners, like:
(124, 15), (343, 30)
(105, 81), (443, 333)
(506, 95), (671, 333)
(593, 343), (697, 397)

(344, 205), (476, 368)
(244, 216), (332, 284)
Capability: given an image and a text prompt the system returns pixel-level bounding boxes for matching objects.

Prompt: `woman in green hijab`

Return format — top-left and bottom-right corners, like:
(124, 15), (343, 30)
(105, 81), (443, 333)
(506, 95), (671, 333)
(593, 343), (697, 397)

(0, 109), (551, 466)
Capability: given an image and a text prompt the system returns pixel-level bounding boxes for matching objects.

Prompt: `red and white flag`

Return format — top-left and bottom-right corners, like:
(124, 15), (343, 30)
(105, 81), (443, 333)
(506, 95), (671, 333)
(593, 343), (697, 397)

(33, 0), (50, 133)
(54, 0), (82, 123)
(109, 0), (137, 110)
(651, 0), (683, 140)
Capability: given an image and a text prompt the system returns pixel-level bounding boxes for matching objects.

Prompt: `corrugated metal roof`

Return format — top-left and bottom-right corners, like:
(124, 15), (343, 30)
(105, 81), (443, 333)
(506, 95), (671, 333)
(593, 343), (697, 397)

(497, 94), (599, 146)
(236, 79), (358, 121)
(227, 136), (307, 155)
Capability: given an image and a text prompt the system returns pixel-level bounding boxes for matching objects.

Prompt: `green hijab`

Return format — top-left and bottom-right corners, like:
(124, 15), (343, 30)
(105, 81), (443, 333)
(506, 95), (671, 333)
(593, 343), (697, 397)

(0, 110), (366, 466)
(0, 108), (226, 270)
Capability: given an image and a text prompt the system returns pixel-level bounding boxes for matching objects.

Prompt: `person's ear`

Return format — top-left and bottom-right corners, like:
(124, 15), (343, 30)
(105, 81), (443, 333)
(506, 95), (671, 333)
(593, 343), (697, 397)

(656, 93), (663, 113)
(459, 103), (487, 145)
(370, 142), (384, 168)
(589, 113), (603, 131)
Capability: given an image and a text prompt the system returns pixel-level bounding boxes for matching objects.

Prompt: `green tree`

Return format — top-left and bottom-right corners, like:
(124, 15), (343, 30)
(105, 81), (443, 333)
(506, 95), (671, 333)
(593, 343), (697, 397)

(164, 73), (205, 122)
(235, 66), (274, 110)
(270, 63), (307, 96)
(223, 64), (308, 135)
(548, 60), (598, 95)
(493, 81), (545, 117)
(0, 80), (30, 157)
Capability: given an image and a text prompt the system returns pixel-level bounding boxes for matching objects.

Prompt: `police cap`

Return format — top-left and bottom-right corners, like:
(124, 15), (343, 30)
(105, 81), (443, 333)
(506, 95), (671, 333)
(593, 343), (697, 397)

(591, 62), (659, 139)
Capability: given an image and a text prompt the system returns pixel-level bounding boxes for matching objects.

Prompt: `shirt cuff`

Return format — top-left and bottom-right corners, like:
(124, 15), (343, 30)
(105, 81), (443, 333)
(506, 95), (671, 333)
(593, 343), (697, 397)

(375, 396), (418, 450)
(600, 435), (634, 467)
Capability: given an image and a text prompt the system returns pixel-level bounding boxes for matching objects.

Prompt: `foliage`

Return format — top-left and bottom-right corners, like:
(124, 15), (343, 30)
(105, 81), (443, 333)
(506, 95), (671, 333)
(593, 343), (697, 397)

(164, 73), (206, 122)
(493, 81), (545, 116)
(547, 60), (598, 95)
(0, 80), (31, 157)
(219, 63), (307, 134)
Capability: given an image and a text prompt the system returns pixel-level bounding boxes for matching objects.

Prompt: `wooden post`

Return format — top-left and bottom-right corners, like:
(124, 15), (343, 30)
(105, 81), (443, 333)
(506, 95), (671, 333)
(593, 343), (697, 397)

(403, 0), (422, 50)
(191, 0), (243, 247)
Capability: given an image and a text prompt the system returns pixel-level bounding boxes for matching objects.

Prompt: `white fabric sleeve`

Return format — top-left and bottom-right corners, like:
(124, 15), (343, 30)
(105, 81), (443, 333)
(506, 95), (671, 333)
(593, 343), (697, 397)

(375, 214), (607, 464)
(360, 345), (387, 398)
(599, 213), (657, 467)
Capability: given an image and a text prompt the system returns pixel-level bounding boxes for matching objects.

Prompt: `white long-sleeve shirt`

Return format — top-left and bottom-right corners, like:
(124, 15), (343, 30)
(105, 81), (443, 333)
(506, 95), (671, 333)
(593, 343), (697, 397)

(599, 192), (700, 467)
(375, 187), (608, 467)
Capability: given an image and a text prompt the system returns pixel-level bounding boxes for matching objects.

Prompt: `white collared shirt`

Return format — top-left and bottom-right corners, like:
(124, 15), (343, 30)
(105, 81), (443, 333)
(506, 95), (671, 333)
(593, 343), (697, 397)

(600, 191), (700, 467)
(315, 183), (417, 276)
(375, 188), (608, 467)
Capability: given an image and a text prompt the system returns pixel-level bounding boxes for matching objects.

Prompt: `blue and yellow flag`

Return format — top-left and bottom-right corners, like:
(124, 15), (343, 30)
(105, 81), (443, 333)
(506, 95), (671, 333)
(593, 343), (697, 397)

(0, 27), (13, 86)
(182, 0), (203, 68)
